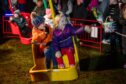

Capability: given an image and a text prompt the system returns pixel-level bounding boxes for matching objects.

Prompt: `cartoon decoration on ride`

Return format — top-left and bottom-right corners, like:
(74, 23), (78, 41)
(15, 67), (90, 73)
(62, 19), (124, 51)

(31, 12), (57, 69)
(53, 13), (91, 69)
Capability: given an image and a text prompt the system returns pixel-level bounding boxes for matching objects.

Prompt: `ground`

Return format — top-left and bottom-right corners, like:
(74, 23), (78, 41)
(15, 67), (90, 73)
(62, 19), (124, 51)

(0, 39), (126, 84)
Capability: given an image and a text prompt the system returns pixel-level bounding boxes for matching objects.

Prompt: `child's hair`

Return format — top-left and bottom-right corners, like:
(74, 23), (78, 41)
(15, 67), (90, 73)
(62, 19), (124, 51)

(30, 12), (44, 28)
(54, 12), (70, 28)
(121, 3), (126, 19)
(54, 13), (63, 28)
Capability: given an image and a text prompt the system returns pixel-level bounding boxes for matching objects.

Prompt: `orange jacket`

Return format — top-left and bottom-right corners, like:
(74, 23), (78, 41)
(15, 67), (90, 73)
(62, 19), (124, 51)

(32, 25), (52, 50)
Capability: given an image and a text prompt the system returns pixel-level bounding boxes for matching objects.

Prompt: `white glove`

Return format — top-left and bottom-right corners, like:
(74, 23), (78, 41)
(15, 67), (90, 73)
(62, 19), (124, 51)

(55, 51), (62, 58)
(44, 48), (48, 54)
(84, 25), (92, 33)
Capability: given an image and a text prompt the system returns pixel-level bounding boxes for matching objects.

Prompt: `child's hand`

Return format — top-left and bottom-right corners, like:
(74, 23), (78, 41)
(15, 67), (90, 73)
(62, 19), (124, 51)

(55, 51), (62, 58)
(25, 24), (28, 26)
(40, 43), (46, 46)
(84, 25), (92, 33)
(44, 48), (48, 53)
(9, 17), (13, 21)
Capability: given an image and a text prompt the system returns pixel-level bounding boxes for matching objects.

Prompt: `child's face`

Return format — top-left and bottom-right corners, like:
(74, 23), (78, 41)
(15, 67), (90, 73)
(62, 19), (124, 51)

(14, 14), (19, 18)
(38, 23), (45, 30)
(47, 14), (52, 19)
(37, 1), (43, 7)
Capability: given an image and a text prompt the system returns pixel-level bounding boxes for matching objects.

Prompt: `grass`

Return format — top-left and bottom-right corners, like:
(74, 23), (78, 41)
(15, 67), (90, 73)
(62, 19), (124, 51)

(0, 39), (126, 84)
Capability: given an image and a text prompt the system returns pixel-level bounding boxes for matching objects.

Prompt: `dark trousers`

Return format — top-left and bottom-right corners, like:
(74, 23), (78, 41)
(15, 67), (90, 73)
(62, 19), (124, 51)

(44, 43), (57, 69)
(122, 26), (126, 56)
(110, 32), (122, 55)
(20, 26), (31, 38)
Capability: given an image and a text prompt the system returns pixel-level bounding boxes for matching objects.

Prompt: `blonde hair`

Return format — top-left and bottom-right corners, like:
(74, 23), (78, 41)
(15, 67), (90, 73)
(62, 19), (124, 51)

(53, 12), (63, 28)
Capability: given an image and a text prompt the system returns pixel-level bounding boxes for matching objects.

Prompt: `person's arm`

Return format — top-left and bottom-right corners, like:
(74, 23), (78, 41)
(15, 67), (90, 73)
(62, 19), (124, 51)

(66, 0), (73, 15)
(32, 6), (37, 13)
(66, 24), (83, 35)
(68, 24), (91, 35)
(32, 28), (39, 42)
(53, 32), (60, 52)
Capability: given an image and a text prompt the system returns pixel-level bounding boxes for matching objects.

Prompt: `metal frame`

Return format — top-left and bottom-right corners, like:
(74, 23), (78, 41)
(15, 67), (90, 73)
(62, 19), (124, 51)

(71, 18), (103, 53)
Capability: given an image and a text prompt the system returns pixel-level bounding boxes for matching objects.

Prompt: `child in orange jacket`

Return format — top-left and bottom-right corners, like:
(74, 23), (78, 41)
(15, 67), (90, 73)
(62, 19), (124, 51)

(31, 13), (57, 69)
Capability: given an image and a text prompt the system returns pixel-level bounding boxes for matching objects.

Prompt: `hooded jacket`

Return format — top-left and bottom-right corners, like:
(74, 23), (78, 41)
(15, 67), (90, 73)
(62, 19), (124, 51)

(32, 24), (52, 49)
(53, 24), (84, 52)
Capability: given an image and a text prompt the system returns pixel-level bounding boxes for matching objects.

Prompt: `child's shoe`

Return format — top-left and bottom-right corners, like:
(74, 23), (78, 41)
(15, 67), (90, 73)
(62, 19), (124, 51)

(70, 64), (75, 67)
(58, 64), (65, 69)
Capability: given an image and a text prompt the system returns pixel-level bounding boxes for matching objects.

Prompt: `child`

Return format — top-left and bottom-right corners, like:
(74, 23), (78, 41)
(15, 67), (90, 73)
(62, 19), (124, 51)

(31, 13), (57, 69)
(120, 3), (126, 68)
(44, 8), (53, 29)
(10, 10), (31, 38)
(32, 0), (45, 17)
(53, 14), (91, 68)
(60, 0), (73, 16)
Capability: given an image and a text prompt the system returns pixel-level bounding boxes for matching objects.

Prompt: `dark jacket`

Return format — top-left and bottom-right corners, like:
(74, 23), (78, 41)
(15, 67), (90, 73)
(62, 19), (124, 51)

(104, 4), (120, 21)
(33, 6), (45, 17)
(60, 0), (73, 15)
(11, 15), (27, 29)
(72, 3), (88, 19)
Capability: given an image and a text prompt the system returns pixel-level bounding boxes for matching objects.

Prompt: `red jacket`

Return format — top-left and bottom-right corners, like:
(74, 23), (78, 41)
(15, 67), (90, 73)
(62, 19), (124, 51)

(18, 0), (26, 4)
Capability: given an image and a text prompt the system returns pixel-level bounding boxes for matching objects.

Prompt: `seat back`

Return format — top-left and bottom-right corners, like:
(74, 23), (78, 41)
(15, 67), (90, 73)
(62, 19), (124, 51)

(9, 21), (21, 35)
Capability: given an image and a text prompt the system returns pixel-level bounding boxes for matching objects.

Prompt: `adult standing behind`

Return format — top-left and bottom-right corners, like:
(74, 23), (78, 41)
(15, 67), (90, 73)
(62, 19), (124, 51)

(60, 0), (73, 16)
(104, 0), (122, 56)
(32, 0), (45, 17)
(18, 0), (26, 11)
(120, 3), (126, 68)
(72, 0), (88, 19)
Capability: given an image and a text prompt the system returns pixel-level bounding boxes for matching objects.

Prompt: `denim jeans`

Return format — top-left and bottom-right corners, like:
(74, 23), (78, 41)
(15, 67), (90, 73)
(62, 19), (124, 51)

(110, 30), (122, 55)
(44, 43), (57, 69)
